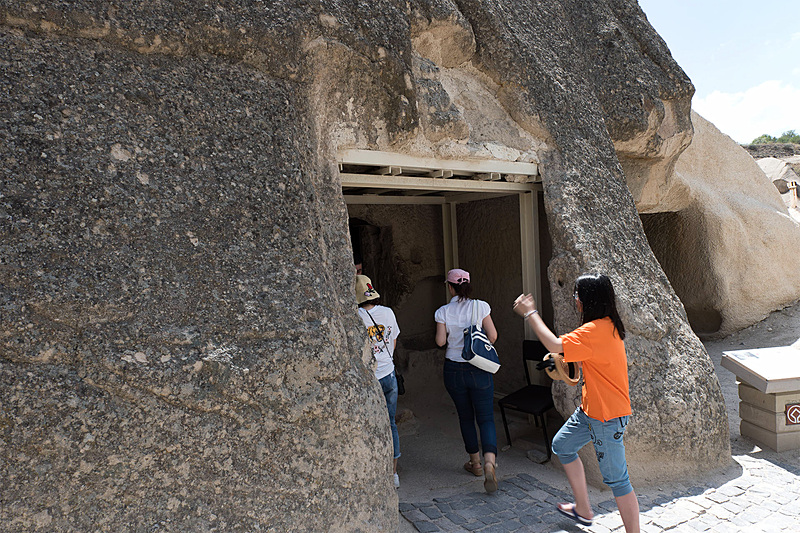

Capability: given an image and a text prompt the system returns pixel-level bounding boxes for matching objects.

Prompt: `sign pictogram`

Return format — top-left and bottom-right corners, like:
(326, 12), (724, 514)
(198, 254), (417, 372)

(786, 403), (800, 426)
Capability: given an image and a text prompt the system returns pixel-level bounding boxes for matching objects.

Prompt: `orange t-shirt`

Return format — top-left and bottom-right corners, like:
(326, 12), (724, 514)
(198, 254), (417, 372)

(561, 317), (631, 422)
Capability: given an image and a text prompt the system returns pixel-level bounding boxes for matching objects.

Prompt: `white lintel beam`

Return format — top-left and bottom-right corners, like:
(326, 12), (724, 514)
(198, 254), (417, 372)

(443, 192), (509, 203)
(339, 149), (538, 177)
(473, 172), (501, 181)
(373, 166), (402, 176)
(357, 188), (397, 195)
(401, 190), (439, 196)
(340, 173), (536, 193)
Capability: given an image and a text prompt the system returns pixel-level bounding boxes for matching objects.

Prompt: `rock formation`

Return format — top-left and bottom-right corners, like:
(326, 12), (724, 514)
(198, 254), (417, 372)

(744, 142), (800, 160)
(757, 157), (800, 213)
(1, 1), (733, 530)
(1, 3), (399, 530)
(757, 157), (799, 194)
(641, 113), (800, 337)
(746, 144), (800, 215)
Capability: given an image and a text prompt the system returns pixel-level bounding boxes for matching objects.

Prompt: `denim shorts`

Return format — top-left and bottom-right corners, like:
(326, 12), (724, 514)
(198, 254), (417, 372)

(552, 407), (632, 497)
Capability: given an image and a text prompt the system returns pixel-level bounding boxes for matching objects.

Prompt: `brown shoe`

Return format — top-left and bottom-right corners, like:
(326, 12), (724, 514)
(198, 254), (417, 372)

(484, 462), (498, 493)
(463, 460), (483, 477)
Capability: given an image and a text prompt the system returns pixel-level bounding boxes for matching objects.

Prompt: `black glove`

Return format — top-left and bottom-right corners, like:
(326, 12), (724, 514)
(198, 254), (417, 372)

(536, 358), (555, 371)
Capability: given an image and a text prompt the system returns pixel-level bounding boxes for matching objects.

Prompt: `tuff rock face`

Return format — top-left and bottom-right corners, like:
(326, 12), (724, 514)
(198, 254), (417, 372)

(1, 0), (729, 530)
(641, 112), (800, 337)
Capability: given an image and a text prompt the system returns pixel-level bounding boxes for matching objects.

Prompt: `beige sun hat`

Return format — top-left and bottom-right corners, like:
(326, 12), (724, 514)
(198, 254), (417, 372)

(355, 274), (380, 304)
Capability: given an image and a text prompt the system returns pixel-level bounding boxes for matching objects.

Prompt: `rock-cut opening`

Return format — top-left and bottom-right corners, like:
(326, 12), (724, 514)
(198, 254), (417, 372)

(640, 211), (723, 336)
(339, 150), (557, 456)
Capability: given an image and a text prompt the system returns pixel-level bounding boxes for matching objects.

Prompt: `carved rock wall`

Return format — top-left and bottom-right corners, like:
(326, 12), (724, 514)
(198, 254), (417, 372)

(1, 0), (732, 529)
(445, 0), (729, 482)
(0, 1), (403, 530)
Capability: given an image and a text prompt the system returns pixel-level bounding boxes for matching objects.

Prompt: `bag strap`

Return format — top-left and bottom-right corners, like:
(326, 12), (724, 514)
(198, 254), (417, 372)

(471, 300), (480, 327)
(364, 308), (391, 353)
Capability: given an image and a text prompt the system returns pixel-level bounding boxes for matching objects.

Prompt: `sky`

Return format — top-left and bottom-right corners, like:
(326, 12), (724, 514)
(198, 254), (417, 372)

(637, 0), (800, 144)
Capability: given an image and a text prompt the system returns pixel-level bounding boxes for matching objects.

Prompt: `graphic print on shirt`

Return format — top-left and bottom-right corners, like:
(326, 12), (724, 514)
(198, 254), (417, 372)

(366, 324), (393, 356)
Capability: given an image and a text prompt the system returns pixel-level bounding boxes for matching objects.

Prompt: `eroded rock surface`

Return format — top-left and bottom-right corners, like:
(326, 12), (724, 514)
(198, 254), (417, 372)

(642, 113), (800, 337)
(0, 3), (400, 530)
(2, 0), (730, 529)
(441, 0), (728, 483)
(757, 156), (800, 213)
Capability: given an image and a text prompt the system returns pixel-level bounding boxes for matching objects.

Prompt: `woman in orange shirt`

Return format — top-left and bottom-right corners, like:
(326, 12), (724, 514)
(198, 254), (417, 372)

(513, 273), (639, 533)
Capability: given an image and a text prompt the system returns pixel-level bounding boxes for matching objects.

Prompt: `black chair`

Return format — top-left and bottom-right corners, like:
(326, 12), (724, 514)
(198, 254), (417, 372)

(498, 340), (555, 460)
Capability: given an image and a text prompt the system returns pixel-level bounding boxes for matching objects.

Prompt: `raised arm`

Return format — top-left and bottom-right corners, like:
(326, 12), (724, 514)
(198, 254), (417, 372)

(512, 294), (563, 353)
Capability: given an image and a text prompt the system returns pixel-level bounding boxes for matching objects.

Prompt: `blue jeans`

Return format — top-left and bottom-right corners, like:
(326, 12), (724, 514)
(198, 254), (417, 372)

(443, 360), (497, 456)
(552, 407), (633, 497)
(379, 372), (400, 460)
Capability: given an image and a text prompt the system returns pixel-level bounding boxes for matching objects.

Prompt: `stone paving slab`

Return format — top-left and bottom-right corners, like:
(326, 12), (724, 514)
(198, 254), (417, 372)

(400, 456), (800, 532)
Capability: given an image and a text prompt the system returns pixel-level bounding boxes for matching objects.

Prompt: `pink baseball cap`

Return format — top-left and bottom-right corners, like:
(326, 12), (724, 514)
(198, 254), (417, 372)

(447, 268), (470, 284)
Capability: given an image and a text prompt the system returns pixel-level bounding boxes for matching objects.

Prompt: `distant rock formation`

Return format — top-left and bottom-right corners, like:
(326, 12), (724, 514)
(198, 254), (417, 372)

(743, 143), (800, 159)
(757, 157), (800, 219)
(746, 144), (800, 201)
(757, 156), (799, 193)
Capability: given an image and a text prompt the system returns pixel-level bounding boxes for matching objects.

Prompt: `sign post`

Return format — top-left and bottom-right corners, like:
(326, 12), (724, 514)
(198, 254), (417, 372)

(722, 345), (800, 452)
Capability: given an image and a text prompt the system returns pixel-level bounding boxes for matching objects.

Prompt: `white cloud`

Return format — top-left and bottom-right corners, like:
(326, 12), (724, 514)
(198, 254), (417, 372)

(693, 80), (800, 144)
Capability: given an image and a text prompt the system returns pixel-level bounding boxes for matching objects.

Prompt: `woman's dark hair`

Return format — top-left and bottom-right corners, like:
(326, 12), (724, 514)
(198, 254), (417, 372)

(448, 281), (473, 302)
(358, 297), (381, 308)
(574, 273), (625, 340)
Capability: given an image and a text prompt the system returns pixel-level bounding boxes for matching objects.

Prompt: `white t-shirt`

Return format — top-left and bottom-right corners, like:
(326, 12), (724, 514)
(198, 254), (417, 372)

(434, 297), (491, 362)
(358, 305), (400, 380)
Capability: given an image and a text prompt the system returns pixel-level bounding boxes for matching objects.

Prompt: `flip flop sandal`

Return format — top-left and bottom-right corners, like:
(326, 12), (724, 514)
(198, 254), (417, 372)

(556, 503), (593, 525)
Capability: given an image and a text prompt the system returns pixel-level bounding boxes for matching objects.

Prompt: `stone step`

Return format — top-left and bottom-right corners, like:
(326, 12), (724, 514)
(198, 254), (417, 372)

(741, 420), (800, 452)
(738, 382), (800, 412)
(739, 401), (800, 433)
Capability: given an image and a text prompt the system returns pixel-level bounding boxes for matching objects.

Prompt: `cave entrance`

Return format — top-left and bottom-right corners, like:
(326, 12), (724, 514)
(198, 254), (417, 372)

(339, 149), (552, 401)
(640, 211), (723, 336)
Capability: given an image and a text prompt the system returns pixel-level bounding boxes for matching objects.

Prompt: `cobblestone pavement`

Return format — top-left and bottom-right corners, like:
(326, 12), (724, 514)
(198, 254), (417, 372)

(400, 455), (800, 532)
(398, 309), (800, 532)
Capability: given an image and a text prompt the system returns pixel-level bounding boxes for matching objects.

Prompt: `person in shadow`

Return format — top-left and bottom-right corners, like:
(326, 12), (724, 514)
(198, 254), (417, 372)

(356, 274), (401, 488)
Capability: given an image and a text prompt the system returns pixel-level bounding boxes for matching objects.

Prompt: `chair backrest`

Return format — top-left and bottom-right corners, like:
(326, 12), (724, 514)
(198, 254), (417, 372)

(522, 340), (549, 386)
